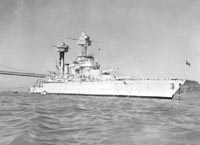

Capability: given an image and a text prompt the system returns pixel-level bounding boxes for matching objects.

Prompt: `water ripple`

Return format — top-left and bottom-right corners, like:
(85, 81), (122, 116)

(0, 92), (200, 145)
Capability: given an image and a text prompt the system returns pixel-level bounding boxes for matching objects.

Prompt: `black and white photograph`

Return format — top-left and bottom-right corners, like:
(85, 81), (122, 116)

(0, 0), (200, 144)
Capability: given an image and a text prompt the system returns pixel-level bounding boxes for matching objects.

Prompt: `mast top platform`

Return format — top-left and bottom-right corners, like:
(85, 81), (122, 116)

(77, 32), (91, 47)
(55, 42), (69, 52)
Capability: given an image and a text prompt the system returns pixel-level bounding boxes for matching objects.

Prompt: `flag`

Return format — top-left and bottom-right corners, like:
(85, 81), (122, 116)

(186, 60), (191, 66)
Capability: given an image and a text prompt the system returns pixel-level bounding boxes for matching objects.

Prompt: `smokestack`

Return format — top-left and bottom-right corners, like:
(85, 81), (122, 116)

(64, 64), (69, 75)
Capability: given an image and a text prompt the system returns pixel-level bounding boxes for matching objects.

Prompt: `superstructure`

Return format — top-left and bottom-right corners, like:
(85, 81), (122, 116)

(29, 32), (185, 99)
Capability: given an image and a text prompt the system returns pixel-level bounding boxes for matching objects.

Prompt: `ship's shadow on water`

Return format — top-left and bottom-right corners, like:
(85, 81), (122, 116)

(0, 86), (200, 145)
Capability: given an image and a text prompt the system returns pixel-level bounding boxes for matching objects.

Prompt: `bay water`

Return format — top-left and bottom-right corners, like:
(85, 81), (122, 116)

(0, 91), (200, 145)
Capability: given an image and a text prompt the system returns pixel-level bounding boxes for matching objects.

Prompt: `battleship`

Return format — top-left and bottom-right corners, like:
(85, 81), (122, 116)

(27, 32), (184, 99)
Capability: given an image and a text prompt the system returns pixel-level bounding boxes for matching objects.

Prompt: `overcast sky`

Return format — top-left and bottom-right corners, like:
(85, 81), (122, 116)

(0, 0), (200, 90)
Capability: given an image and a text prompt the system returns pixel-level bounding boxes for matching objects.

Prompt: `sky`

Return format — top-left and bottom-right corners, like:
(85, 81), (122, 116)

(0, 0), (200, 91)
